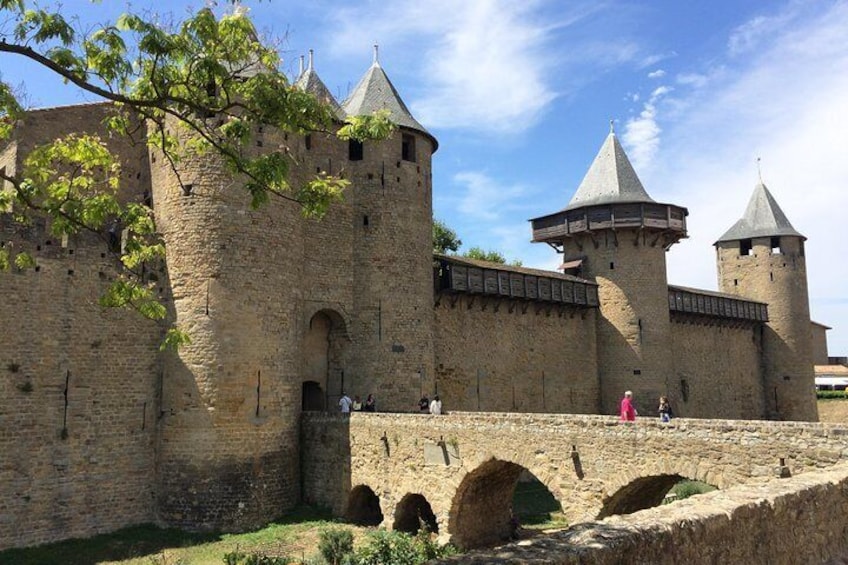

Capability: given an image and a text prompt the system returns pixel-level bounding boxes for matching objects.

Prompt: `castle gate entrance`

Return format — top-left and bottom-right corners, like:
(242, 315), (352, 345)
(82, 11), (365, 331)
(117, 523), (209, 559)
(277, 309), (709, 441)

(301, 310), (349, 411)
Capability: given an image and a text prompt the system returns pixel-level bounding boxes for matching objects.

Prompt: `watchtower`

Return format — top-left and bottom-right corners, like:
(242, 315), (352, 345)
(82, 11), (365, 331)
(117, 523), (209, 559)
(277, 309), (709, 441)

(715, 182), (817, 421)
(530, 127), (688, 415)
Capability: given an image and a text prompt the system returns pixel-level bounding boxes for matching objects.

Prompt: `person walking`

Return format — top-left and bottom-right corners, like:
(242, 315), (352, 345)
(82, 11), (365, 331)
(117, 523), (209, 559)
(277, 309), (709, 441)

(364, 394), (376, 412)
(429, 395), (442, 415)
(620, 390), (637, 421)
(658, 395), (673, 422)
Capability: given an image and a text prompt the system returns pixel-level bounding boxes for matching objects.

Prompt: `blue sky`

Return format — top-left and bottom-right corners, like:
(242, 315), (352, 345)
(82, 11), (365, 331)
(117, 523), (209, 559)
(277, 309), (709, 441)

(2, 0), (847, 356)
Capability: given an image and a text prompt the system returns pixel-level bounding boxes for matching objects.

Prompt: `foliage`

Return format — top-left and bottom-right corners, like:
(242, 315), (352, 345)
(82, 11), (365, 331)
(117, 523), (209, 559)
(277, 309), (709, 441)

(433, 218), (461, 254)
(223, 549), (293, 565)
(817, 390), (848, 399)
(0, 2), (393, 346)
(464, 246), (506, 264)
(351, 529), (456, 565)
(672, 480), (716, 501)
(317, 527), (354, 565)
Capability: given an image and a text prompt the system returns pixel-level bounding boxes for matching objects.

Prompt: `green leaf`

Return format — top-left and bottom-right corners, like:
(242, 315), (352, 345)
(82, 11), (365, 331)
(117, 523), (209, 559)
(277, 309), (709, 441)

(160, 327), (192, 351)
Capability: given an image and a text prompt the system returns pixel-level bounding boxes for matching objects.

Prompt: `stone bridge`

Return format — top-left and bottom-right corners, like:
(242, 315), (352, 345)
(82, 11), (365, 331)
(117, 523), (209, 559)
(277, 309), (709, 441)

(301, 412), (848, 549)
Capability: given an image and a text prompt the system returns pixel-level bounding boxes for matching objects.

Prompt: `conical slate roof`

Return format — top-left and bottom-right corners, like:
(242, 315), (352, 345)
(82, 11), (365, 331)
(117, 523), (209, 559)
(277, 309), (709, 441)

(565, 132), (655, 211)
(716, 182), (805, 242)
(294, 52), (343, 118)
(342, 50), (435, 147)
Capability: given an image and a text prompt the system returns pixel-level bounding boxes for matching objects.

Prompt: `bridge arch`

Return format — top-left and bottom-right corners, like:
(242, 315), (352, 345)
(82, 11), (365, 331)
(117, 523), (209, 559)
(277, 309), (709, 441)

(447, 457), (561, 550)
(393, 493), (438, 534)
(598, 463), (719, 519)
(345, 484), (383, 526)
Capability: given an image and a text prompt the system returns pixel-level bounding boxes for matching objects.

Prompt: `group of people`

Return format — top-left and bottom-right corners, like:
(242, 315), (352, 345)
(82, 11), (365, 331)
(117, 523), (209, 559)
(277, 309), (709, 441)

(620, 390), (674, 422)
(418, 394), (442, 415)
(339, 392), (376, 413)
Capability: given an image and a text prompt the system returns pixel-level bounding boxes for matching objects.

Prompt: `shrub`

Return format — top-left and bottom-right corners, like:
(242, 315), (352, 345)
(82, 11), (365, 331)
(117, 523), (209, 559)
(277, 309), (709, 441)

(817, 390), (848, 400)
(222, 549), (293, 565)
(672, 480), (715, 501)
(318, 527), (354, 565)
(351, 529), (457, 565)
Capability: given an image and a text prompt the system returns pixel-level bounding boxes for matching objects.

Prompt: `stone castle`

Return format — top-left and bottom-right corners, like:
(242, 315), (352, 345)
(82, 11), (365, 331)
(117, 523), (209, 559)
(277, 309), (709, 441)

(0, 51), (822, 549)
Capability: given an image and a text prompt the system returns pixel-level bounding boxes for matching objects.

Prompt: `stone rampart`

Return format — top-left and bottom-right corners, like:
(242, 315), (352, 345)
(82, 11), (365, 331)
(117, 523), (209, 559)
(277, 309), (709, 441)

(436, 462), (848, 564)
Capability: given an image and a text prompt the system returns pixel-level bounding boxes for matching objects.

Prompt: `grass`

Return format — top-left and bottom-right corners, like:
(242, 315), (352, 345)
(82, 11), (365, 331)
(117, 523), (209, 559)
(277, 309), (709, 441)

(512, 479), (568, 529)
(670, 479), (716, 501)
(0, 506), (343, 565)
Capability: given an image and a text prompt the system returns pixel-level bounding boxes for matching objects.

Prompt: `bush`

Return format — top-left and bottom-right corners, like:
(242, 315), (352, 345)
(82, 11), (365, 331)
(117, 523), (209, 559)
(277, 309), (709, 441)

(318, 527), (354, 565)
(351, 529), (457, 565)
(223, 549), (293, 565)
(672, 480), (716, 501)
(817, 390), (848, 399)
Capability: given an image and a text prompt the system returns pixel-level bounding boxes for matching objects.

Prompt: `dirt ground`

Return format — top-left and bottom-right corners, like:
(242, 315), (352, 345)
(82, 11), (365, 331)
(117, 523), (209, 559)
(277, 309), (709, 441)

(817, 399), (848, 423)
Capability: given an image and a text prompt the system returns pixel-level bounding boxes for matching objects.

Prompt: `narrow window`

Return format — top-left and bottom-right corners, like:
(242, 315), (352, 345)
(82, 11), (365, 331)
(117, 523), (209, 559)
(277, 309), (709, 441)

(363, 215), (369, 226)
(609, 262), (615, 270)
(401, 134), (416, 162)
(770, 237), (781, 254)
(305, 135), (312, 150)
(740, 239), (752, 256)
(349, 139), (364, 161)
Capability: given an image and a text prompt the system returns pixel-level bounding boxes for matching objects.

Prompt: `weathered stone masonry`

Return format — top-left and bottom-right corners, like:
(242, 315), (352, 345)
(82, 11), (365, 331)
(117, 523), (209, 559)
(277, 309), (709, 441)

(0, 49), (827, 551)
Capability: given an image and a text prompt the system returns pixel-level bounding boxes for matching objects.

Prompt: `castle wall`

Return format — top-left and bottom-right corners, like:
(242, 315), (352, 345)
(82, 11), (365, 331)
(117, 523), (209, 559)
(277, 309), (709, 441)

(0, 223), (162, 550)
(669, 318), (765, 419)
(811, 322), (829, 365)
(433, 297), (599, 413)
(0, 104), (163, 550)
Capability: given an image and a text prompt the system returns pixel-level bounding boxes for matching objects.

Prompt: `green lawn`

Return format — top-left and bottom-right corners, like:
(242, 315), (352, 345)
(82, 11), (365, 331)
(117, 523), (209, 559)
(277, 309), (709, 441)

(0, 506), (340, 565)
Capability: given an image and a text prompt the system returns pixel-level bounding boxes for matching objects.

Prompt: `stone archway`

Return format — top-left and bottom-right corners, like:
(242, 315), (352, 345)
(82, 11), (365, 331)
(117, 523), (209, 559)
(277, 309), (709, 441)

(448, 458), (559, 550)
(346, 485), (383, 526)
(301, 309), (349, 409)
(393, 493), (438, 534)
(597, 474), (717, 518)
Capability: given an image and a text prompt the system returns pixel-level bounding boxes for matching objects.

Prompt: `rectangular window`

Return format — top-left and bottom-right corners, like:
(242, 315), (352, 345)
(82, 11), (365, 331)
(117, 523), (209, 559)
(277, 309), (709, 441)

(770, 236), (781, 254)
(349, 139), (364, 161)
(401, 134), (416, 162)
(740, 239), (752, 256)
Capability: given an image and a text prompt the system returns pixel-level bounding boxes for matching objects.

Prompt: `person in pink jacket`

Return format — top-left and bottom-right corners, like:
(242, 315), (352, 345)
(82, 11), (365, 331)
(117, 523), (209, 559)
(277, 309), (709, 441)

(620, 390), (637, 421)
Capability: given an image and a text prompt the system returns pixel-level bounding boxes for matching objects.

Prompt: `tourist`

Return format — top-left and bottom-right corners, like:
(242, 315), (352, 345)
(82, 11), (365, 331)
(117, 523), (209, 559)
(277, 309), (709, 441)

(352, 395), (363, 411)
(620, 390), (637, 421)
(339, 392), (352, 413)
(418, 394), (430, 413)
(364, 394), (376, 412)
(658, 395), (673, 422)
(430, 395), (442, 415)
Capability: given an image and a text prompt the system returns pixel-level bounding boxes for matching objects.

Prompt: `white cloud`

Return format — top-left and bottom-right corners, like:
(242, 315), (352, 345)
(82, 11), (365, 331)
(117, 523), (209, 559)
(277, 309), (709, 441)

(676, 72), (709, 88)
(453, 171), (530, 221)
(648, 69), (666, 79)
(621, 85), (672, 171)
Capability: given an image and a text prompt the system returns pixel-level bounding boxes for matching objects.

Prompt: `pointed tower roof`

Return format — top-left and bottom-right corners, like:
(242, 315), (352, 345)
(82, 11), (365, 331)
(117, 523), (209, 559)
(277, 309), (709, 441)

(565, 129), (654, 211)
(716, 182), (805, 242)
(342, 45), (436, 149)
(294, 50), (343, 118)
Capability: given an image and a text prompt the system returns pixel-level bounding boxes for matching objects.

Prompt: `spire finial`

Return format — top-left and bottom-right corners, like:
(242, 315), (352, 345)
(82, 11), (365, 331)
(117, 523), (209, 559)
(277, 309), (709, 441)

(308, 49), (314, 71)
(757, 156), (763, 183)
(609, 119), (615, 135)
(373, 43), (379, 65)
(298, 55), (304, 76)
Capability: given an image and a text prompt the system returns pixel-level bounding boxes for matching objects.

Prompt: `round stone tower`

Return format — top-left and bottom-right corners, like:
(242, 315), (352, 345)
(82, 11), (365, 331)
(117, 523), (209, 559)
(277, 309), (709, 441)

(531, 128), (688, 415)
(715, 182), (817, 421)
(150, 112), (308, 530)
(339, 46), (438, 409)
